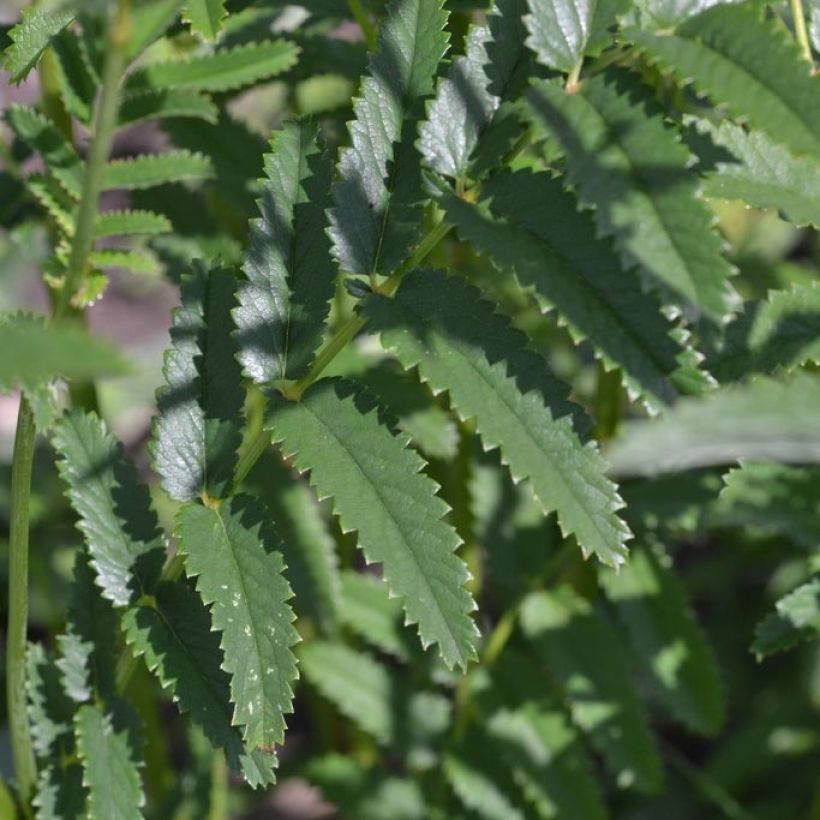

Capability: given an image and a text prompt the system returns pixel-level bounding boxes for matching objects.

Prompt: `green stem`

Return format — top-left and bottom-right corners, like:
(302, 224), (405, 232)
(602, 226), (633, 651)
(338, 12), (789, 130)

(348, 0), (377, 50)
(53, 1), (131, 319)
(6, 398), (37, 814)
(790, 0), (814, 65)
(208, 753), (229, 820)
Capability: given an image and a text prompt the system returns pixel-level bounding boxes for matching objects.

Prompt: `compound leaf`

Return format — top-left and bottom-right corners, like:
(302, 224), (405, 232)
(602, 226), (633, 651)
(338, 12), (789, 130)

(3, 4), (75, 83)
(364, 269), (630, 567)
(93, 210), (171, 239)
(267, 378), (478, 668)
(175, 495), (299, 751)
(235, 120), (335, 384)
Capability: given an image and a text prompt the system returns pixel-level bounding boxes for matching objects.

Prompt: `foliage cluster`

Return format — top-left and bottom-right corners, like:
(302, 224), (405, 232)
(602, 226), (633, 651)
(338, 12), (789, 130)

(1, 0), (820, 817)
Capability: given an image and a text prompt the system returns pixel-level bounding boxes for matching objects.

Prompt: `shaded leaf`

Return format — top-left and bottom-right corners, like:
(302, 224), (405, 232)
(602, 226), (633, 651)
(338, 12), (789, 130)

(753, 578), (820, 657)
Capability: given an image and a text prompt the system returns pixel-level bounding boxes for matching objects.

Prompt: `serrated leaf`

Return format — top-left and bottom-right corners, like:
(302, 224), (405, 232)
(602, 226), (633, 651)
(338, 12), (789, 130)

(183, 0), (227, 40)
(520, 587), (663, 792)
(338, 571), (411, 660)
(420, 0), (530, 181)
(608, 374), (820, 477)
(440, 171), (700, 412)
(631, 5), (820, 159)
(33, 763), (86, 820)
(117, 89), (219, 128)
(712, 463), (820, 549)
(245, 452), (341, 634)
(267, 378), (478, 668)
(0, 313), (128, 396)
(50, 27), (96, 124)
(122, 580), (277, 787)
(153, 265), (244, 501)
(524, 0), (627, 73)
(27, 174), (75, 235)
(235, 120), (335, 384)
(93, 209), (171, 238)
(752, 578), (820, 657)
(176, 495), (299, 751)
(689, 119), (820, 228)
(328, 0), (449, 276)
(75, 701), (144, 820)
(126, 40), (300, 93)
(56, 554), (119, 703)
(5, 104), (83, 198)
(53, 410), (165, 607)
(3, 5), (75, 83)
(600, 542), (725, 735)
(524, 71), (735, 323)
(711, 284), (820, 382)
(127, 0), (185, 59)
(364, 269), (631, 567)
(102, 151), (214, 191)
(88, 249), (159, 275)
(27, 643), (75, 761)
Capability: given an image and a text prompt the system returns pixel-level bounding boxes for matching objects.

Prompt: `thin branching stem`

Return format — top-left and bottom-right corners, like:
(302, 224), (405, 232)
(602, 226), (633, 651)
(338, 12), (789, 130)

(6, 397), (37, 815)
(790, 0), (814, 65)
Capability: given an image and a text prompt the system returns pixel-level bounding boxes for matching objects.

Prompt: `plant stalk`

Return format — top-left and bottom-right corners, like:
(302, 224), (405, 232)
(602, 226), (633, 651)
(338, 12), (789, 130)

(53, 0), (132, 319)
(790, 0), (814, 65)
(347, 0), (377, 50)
(6, 397), (37, 814)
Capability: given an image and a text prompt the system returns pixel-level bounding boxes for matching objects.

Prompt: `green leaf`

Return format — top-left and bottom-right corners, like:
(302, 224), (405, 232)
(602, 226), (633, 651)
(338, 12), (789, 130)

(127, 0), (185, 59)
(122, 580), (277, 787)
(53, 410), (165, 607)
(235, 120), (335, 383)
(50, 28), (97, 125)
(440, 171), (701, 412)
(338, 571), (412, 660)
(75, 701), (144, 820)
(27, 173), (75, 235)
(752, 578), (820, 657)
(175, 495), (299, 751)
(711, 284), (820, 382)
(299, 641), (450, 749)
(521, 587), (663, 792)
(88, 249), (160, 275)
(126, 40), (300, 93)
(5, 104), (83, 198)
(690, 119), (820, 228)
(93, 210), (171, 238)
(356, 362), (459, 461)
(420, 0), (529, 181)
(524, 71), (735, 323)
(267, 378), (478, 668)
(117, 89), (219, 128)
(3, 4), (75, 83)
(245, 453), (341, 634)
(33, 763), (86, 820)
(56, 554), (119, 704)
(153, 265), (244, 501)
(0, 313), (129, 396)
(102, 151), (214, 191)
(27, 643), (75, 761)
(600, 542), (725, 735)
(524, 0), (626, 73)
(634, 0), (742, 29)
(632, 5), (820, 159)
(712, 463), (820, 549)
(183, 0), (227, 40)
(328, 0), (449, 275)
(608, 374), (820, 477)
(364, 269), (631, 568)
